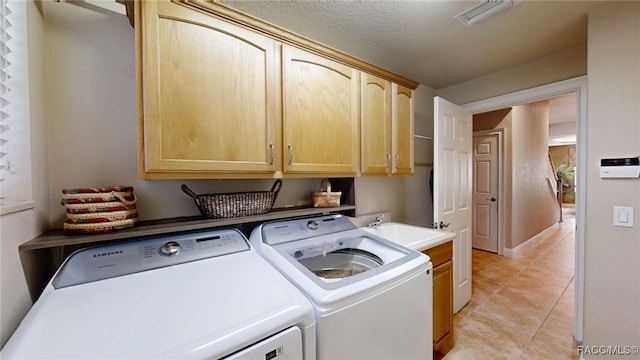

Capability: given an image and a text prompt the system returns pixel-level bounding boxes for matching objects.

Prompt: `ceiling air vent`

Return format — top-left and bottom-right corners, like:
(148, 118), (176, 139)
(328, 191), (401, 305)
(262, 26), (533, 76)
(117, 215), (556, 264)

(455, 0), (518, 28)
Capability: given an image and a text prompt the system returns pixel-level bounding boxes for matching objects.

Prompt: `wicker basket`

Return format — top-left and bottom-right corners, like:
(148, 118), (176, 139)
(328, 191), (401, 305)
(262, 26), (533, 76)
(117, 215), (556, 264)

(311, 179), (341, 208)
(60, 185), (138, 234)
(181, 180), (282, 219)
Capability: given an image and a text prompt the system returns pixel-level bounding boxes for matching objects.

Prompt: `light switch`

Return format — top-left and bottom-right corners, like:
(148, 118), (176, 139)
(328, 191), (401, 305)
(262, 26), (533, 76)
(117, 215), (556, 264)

(613, 206), (634, 228)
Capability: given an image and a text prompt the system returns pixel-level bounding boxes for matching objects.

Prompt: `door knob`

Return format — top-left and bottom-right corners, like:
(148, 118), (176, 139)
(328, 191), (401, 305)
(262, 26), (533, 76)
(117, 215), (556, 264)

(488, 197), (497, 202)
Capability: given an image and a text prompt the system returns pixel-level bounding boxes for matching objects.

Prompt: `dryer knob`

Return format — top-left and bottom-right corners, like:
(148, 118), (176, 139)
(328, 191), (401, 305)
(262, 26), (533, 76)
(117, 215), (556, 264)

(159, 241), (181, 257)
(307, 220), (319, 230)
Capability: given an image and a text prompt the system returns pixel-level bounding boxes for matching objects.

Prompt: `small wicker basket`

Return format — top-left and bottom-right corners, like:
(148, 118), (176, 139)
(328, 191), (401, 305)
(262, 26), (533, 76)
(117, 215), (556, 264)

(311, 179), (341, 208)
(181, 180), (282, 219)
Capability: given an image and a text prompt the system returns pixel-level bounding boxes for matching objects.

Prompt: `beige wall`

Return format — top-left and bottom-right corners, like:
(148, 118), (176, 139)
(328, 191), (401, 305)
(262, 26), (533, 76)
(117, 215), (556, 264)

(0, 1), (48, 347)
(436, 44), (587, 105)
(548, 93), (577, 134)
(510, 101), (559, 249)
(584, 2), (640, 353)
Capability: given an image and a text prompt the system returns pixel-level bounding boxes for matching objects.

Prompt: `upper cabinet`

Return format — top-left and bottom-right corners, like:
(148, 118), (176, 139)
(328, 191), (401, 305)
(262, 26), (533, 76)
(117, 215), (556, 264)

(282, 45), (360, 175)
(361, 75), (414, 176)
(136, 0), (418, 179)
(392, 84), (415, 175)
(136, 0), (280, 178)
(361, 73), (392, 175)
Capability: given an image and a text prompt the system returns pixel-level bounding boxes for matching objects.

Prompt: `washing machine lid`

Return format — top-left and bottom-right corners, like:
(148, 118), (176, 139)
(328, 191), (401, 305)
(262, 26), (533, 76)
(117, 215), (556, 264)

(272, 228), (421, 291)
(2, 230), (314, 359)
(251, 215), (430, 305)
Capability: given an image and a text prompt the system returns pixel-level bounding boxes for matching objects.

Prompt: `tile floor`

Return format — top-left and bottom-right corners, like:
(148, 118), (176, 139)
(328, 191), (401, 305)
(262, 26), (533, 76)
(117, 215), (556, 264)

(436, 208), (579, 360)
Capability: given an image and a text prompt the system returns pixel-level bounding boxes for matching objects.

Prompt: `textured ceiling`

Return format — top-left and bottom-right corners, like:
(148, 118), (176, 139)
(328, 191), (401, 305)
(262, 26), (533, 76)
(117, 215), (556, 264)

(222, 0), (610, 89)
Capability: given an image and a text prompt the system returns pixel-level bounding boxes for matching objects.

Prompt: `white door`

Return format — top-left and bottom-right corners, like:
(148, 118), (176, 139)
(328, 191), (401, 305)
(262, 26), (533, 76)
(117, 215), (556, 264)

(472, 133), (499, 253)
(434, 97), (472, 314)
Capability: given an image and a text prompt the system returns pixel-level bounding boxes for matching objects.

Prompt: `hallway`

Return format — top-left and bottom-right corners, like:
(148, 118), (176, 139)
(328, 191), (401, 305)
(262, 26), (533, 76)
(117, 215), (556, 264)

(438, 208), (578, 359)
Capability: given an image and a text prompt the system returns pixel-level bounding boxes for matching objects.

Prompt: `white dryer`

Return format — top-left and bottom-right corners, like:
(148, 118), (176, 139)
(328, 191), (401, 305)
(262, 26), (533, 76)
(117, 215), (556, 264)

(250, 214), (433, 360)
(1, 229), (315, 359)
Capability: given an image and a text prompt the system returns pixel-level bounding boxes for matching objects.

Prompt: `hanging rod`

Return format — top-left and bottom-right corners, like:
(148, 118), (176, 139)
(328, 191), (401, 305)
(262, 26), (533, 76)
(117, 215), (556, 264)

(414, 134), (434, 140)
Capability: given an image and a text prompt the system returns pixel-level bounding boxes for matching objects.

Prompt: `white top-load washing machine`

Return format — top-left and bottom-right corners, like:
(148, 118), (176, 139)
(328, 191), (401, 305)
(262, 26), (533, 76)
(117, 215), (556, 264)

(1, 228), (316, 359)
(250, 214), (433, 360)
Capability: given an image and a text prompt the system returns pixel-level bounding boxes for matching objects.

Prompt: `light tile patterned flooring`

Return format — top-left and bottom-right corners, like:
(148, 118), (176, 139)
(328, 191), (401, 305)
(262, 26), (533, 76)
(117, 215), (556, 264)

(437, 208), (578, 360)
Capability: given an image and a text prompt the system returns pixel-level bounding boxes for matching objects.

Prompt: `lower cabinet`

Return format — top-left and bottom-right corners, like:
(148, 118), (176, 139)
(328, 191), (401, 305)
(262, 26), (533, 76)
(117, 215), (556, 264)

(422, 241), (453, 352)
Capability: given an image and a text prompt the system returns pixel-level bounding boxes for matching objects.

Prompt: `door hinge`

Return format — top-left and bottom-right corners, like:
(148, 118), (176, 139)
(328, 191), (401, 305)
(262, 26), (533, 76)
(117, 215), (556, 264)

(433, 221), (450, 229)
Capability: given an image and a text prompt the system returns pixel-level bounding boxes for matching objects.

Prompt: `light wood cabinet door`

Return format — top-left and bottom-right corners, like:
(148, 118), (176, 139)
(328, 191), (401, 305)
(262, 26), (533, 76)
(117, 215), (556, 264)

(392, 84), (414, 175)
(361, 73), (392, 175)
(432, 259), (453, 349)
(423, 241), (454, 351)
(361, 79), (414, 176)
(138, 1), (280, 178)
(282, 45), (359, 175)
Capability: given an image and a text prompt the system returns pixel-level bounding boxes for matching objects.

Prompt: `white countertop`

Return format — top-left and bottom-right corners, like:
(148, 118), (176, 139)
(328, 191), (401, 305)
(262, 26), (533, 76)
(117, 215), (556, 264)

(361, 222), (455, 252)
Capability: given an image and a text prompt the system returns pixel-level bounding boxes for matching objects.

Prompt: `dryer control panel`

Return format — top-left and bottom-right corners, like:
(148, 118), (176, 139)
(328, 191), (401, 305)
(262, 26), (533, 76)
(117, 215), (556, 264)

(52, 229), (249, 289)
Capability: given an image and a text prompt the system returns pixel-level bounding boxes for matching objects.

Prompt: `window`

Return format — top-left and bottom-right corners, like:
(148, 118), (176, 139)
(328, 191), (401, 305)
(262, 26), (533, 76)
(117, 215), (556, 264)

(0, 0), (34, 214)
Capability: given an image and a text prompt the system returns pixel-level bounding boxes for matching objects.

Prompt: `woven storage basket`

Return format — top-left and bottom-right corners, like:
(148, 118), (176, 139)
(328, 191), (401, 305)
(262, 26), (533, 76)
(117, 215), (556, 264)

(311, 179), (341, 208)
(62, 218), (138, 234)
(181, 180), (282, 219)
(60, 185), (138, 234)
(61, 186), (136, 205)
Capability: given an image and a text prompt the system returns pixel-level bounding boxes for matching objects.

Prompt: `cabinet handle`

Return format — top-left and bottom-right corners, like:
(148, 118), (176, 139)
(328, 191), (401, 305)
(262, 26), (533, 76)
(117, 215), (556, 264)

(386, 153), (391, 168)
(288, 144), (294, 165)
(395, 154), (400, 168)
(269, 143), (275, 165)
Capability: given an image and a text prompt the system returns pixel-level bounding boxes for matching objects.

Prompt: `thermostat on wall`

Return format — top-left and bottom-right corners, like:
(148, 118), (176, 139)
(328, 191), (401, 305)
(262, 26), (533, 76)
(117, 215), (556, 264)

(600, 157), (640, 178)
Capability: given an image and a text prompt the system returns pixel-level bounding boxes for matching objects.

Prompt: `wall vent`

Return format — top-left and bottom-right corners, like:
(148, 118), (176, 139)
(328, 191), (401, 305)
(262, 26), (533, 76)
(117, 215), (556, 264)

(455, 0), (518, 28)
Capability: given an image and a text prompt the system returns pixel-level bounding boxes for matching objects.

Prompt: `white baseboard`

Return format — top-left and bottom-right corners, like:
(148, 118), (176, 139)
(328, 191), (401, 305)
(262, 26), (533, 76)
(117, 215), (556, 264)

(503, 223), (559, 257)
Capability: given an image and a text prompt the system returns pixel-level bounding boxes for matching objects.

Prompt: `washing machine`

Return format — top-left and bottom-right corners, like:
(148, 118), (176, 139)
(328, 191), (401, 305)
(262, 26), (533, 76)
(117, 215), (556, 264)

(1, 228), (316, 359)
(250, 214), (433, 360)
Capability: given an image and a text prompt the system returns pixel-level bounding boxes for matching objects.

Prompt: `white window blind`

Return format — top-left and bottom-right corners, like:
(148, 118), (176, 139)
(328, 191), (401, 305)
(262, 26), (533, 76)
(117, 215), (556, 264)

(0, 0), (11, 187)
(0, 0), (34, 213)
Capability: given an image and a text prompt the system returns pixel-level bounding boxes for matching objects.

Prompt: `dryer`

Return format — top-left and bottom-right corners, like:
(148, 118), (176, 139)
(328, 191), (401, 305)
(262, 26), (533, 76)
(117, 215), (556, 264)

(1, 229), (315, 359)
(250, 214), (433, 360)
